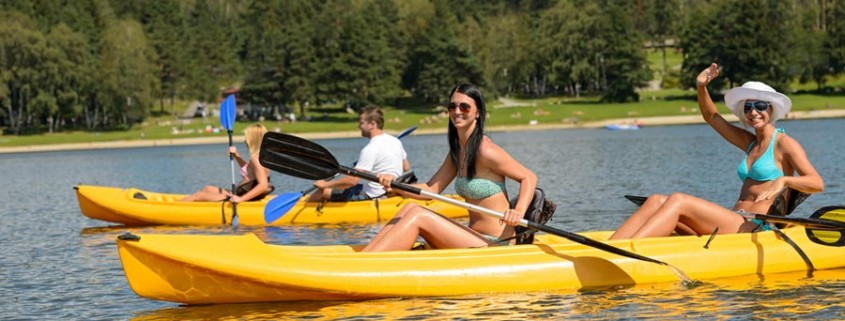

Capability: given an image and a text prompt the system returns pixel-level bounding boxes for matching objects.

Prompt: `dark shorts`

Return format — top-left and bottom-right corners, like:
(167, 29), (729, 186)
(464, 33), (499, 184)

(329, 184), (372, 202)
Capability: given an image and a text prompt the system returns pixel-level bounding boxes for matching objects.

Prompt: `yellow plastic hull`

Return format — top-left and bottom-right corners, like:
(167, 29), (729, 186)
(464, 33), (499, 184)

(116, 226), (845, 304)
(76, 184), (467, 226)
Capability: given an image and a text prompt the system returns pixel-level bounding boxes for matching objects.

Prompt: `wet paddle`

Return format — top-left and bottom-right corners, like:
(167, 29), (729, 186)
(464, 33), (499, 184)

(805, 206), (845, 247)
(262, 126), (418, 224)
(259, 132), (695, 284)
(220, 94), (238, 226)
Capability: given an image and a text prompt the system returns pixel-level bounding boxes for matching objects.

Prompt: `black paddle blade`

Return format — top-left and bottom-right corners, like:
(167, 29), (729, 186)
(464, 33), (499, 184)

(624, 195), (648, 207)
(806, 206), (845, 247)
(259, 132), (340, 180)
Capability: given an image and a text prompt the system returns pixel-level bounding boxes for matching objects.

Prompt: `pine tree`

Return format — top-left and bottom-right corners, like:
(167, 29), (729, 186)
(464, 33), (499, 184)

(403, 0), (485, 102)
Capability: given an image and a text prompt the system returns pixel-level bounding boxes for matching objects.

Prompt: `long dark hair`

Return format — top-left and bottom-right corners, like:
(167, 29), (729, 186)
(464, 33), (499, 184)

(448, 84), (486, 179)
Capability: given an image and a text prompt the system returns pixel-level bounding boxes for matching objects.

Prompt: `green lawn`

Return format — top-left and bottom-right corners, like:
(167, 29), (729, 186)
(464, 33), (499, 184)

(3, 89), (845, 148)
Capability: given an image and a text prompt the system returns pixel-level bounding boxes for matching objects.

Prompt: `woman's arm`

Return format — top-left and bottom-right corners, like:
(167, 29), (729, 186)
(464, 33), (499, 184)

(231, 154), (270, 202)
(480, 138), (537, 226)
(229, 146), (248, 167)
(757, 136), (824, 201)
(696, 63), (754, 151)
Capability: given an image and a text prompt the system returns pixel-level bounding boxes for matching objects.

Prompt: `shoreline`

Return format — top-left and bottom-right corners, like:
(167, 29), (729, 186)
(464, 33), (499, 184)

(2, 109), (844, 154)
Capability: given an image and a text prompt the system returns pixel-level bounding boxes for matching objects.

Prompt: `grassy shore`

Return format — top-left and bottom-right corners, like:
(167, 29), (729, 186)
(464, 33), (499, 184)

(6, 47), (845, 153)
(3, 89), (845, 154)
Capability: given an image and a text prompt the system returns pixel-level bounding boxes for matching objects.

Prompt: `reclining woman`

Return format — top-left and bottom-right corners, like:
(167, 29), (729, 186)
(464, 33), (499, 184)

(610, 63), (824, 240)
(181, 124), (274, 203)
(362, 83), (538, 252)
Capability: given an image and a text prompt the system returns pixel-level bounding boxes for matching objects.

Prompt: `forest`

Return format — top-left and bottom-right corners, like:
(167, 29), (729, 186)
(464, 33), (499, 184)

(1, 0), (844, 134)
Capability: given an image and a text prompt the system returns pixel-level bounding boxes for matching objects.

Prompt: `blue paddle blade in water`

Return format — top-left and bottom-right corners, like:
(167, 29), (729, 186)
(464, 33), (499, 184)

(264, 192), (304, 223)
(220, 94), (236, 130)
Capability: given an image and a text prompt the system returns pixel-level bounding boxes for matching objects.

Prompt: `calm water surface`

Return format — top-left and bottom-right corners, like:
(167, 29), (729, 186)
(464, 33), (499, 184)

(1, 119), (845, 320)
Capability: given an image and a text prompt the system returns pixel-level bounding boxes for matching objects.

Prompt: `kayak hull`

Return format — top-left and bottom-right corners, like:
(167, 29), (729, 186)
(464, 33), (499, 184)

(76, 184), (467, 226)
(116, 226), (845, 304)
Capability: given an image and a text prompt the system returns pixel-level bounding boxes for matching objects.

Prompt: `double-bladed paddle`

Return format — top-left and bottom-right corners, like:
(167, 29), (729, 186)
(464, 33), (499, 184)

(220, 94), (239, 226)
(259, 132), (695, 284)
(263, 126), (418, 224)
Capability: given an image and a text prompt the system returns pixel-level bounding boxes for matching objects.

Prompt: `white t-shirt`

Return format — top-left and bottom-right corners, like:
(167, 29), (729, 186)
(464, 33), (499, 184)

(355, 134), (407, 197)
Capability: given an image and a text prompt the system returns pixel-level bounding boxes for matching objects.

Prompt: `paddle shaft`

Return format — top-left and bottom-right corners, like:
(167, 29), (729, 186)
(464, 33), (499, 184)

(338, 166), (671, 266)
(228, 130), (238, 223)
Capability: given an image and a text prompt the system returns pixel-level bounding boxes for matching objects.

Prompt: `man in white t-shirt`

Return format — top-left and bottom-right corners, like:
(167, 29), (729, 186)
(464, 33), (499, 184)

(308, 106), (410, 202)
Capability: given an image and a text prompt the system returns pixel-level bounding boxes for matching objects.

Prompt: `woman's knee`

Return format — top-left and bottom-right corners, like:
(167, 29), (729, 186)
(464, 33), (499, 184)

(665, 192), (691, 204)
(645, 194), (668, 206)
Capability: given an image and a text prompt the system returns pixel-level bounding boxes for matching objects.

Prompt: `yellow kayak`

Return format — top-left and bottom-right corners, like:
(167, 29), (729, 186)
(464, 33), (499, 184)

(76, 184), (467, 226)
(116, 226), (845, 304)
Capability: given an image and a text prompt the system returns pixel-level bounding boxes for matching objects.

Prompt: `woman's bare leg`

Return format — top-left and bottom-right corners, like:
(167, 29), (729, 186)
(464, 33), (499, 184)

(180, 186), (229, 202)
(363, 203), (418, 247)
(362, 204), (489, 252)
(628, 192), (747, 239)
(610, 194), (667, 240)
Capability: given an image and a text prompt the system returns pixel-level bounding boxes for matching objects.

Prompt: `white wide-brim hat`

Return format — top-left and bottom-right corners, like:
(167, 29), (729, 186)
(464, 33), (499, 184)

(724, 81), (792, 122)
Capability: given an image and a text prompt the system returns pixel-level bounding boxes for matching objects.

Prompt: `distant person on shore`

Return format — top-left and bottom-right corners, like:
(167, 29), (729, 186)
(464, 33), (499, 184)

(361, 84), (538, 252)
(308, 106), (410, 202)
(610, 63), (824, 240)
(181, 124), (274, 202)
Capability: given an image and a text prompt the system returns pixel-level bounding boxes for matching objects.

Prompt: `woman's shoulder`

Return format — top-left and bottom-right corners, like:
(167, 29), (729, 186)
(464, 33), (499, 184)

(478, 136), (509, 159)
(775, 131), (804, 153)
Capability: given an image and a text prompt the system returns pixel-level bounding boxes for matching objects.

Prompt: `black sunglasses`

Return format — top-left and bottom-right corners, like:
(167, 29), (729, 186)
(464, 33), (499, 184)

(447, 102), (472, 112)
(744, 100), (771, 114)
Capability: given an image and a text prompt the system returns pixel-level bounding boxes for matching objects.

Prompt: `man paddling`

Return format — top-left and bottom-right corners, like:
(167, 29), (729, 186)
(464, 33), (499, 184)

(308, 106), (410, 202)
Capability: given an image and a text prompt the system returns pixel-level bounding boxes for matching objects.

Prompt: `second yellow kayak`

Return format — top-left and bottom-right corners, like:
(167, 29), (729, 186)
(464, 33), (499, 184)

(76, 184), (468, 226)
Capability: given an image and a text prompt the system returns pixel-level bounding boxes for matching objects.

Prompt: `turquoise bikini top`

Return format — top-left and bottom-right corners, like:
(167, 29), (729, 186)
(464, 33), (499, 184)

(737, 128), (785, 182)
(455, 176), (506, 199)
(454, 158), (506, 199)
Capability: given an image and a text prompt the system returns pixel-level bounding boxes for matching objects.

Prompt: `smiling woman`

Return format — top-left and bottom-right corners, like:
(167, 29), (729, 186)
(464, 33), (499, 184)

(359, 83), (539, 252)
(609, 63), (825, 240)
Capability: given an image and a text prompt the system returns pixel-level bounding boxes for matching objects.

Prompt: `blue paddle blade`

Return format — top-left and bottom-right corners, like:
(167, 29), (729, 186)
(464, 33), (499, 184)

(397, 126), (418, 139)
(220, 94), (236, 131)
(264, 192), (304, 224)
(233, 213), (239, 227)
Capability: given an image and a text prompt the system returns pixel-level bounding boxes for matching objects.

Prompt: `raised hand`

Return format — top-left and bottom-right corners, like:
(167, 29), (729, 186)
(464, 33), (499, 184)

(696, 63), (720, 87)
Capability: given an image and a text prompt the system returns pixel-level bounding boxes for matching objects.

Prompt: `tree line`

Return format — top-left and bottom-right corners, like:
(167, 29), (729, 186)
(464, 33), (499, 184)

(1, 0), (843, 134)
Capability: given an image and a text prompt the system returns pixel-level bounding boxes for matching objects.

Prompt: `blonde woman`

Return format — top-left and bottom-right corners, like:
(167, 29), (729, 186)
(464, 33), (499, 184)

(181, 124), (273, 202)
(610, 63), (823, 240)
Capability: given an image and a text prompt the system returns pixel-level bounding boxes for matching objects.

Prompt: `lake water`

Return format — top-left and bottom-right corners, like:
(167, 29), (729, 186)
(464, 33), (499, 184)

(1, 119), (844, 320)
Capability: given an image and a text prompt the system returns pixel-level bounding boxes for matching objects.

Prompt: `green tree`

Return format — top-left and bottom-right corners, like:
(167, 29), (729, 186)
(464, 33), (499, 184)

(182, 0), (241, 102)
(0, 11), (47, 133)
(826, 0), (845, 77)
(97, 18), (158, 127)
(682, 0), (798, 91)
(142, 0), (189, 115)
(240, 0), (317, 118)
(597, 0), (651, 102)
(402, 0), (485, 101)
(42, 23), (93, 132)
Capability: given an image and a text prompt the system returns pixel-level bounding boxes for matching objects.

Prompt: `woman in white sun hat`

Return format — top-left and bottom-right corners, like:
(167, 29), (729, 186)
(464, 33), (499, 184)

(611, 63), (824, 240)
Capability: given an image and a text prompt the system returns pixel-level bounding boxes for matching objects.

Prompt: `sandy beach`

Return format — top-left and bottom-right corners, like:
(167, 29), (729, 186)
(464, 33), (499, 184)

(2, 109), (844, 154)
